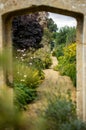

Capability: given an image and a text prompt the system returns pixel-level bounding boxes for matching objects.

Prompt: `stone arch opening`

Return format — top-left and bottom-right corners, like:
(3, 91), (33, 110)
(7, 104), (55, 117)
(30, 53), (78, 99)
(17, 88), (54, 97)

(1, 5), (85, 120)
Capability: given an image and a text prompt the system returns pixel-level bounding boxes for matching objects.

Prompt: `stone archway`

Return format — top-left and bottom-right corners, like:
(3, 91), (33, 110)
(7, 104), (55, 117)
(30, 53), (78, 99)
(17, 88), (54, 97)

(0, 1), (86, 121)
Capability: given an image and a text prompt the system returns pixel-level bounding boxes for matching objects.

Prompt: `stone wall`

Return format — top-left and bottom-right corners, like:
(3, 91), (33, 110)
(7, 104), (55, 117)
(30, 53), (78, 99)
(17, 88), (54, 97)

(0, 0), (86, 121)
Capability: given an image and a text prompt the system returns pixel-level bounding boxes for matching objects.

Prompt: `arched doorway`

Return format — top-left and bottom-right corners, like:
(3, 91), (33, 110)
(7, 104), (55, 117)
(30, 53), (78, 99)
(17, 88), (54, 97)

(1, 5), (85, 121)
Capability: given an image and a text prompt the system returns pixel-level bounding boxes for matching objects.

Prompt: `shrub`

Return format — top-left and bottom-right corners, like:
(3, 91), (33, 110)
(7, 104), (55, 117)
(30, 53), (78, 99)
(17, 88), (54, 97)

(13, 61), (41, 88)
(43, 53), (52, 69)
(22, 48), (52, 69)
(30, 57), (44, 69)
(56, 43), (76, 86)
(52, 44), (64, 58)
(13, 61), (42, 109)
(14, 83), (37, 109)
(43, 93), (86, 130)
(12, 14), (43, 50)
(33, 48), (52, 69)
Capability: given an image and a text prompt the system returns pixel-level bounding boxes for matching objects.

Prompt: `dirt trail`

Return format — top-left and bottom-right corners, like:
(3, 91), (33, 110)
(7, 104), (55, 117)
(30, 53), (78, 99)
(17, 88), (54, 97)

(26, 56), (76, 118)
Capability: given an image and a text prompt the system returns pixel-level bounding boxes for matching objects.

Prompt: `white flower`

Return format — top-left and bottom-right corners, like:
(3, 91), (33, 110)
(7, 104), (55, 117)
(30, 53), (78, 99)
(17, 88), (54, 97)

(29, 62), (32, 65)
(30, 57), (33, 59)
(21, 58), (24, 61)
(24, 75), (27, 78)
(21, 57), (23, 59)
(17, 49), (21, 52)
(22, 54), (26, 57)
(23, 49), (26, 51)
(21, 50), (24, 53)
(21, 79), (25, 82)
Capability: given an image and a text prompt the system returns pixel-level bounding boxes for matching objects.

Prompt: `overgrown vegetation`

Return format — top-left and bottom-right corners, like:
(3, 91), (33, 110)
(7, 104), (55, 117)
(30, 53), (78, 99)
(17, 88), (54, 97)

(53, 26), (76, 86)
(54, 43), (76, 86)
(55, 26), (76, 45)
(13, 61), (42, 109)
(0, 12), (86, 130)
(12, 12), (53, 109)
(13, 61), (41, 88)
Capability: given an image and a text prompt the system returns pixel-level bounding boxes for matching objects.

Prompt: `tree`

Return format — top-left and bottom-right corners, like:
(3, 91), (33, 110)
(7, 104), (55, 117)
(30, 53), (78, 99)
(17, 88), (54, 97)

(66, 27), (76, 45)
(47, 18), (58, 32)
(46, 18), (58, 50)
(55, 26), (76, 46)
(12, 14), (43, 50)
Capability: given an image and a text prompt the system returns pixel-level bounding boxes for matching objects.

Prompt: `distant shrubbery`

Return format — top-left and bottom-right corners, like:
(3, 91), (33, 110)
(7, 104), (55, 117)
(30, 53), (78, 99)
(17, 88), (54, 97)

(13, 47), (52, 70)
(52, 44), (65, 58)
(55, 26), (76, 46)
(52, 26), (76, 86)
(33, 48), (52, 69)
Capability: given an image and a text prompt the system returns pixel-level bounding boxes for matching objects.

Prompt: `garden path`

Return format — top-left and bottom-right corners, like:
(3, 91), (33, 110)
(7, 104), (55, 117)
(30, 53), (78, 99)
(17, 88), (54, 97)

(26, 56), (76, 119)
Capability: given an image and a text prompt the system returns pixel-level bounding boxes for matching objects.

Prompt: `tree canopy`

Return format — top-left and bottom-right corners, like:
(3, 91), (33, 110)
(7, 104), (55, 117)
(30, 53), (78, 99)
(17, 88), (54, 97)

(47, 18), (58, 32)
(55, 26), (76, 46)
(12, 14), (43, 50)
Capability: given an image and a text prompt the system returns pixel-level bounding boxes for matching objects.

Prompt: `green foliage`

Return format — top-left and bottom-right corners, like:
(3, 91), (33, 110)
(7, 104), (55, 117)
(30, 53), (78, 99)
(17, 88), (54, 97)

(47, 18), (58, 32)
(46, 18), (58, 51)
(43, 93), (86, 130)
(56, 43), (76, 86)
(40, 28), (53, 47)
(29, 57), (45, 79)
(42, 53), (52, 69)
(14, 83), (37, 109)
(44, 28), (53, 41)
(34, 48), (52, 69)
(52, 44), (65, 58)
(53, 26), (76, 86)
(13, 60), (42, 109)
(52, 26), (76, 65)
(0, 88), (20, 129)
(13, 61), (41, 88)
(22, 48), (52, 70)
(55, 26), (76, 46)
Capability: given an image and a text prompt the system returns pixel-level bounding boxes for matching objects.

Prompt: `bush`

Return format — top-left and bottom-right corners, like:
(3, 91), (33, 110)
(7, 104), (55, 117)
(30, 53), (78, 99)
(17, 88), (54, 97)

(30, 57), (44, 69)
(43, 93), (86, 130)
(13, 61), (41, 88)
(33, 48), (52, 69)
(42, 53), (52, 69)
(13, 61), (42, 109)
(14, 83), (37, 109)
(13, 49), (45, 80)
(56, 43), (76, 86)
(27, 57), (44, 80)
(12, 14), (43, 50)
(22, 48), (52, 69)
(52, 44), (64, 58)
